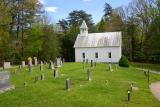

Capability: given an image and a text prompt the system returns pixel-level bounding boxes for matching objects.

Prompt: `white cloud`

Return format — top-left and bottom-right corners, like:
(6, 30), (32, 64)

(38, 0), (46, 4)
(83, 0), (91, 2)
(45, 7), (58, 13)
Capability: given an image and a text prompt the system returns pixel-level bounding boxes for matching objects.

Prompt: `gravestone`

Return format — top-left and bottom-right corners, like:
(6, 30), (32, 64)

(51, 62), (54, 70)
(34, 57), (38, 66)
(108, 64), (113, 72)
(28, 64), (32, 72)
(28, 57), (32, 67)
(22, 61), (25, 67)
(56, 58), (61, 68)
(40, 61), (43, 71)
(88, 68), (91, 81)
(49, 61), (54, 69)
(3, 62), (11, 70)
(66, 78), (71, 91)
(53, 69), (58, 78)
(0, 71), (14, 93)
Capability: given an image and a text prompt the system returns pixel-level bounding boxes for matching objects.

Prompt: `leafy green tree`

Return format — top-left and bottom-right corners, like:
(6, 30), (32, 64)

(25, 24), (44, 58)
(40, 25), (60, 61)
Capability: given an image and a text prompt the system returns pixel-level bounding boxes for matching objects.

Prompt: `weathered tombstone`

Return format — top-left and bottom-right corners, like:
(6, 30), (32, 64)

(34, 57), (38, 66)
(108, 64), (113, 72)
(66, 78), (71, 91)
(88, 68), (91, 81)
(56, 58), (61, 68)
(22, 61), (25, 67)
(3, 62), (11, 70)
(53, 69), (58, 78)
(49, 61), (54, 69)
(40, 61), (43, 71)
(0, 71), (14, 93)
(28, 64), (32, 72)
(40, 73), (44, 80)
(28, 57), (32, 67)
(91, 60), (93, 67)
(51, 62), (54, 70)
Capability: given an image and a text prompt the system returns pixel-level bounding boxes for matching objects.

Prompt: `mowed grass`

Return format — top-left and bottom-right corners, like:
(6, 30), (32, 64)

(0, 62), (160, 107)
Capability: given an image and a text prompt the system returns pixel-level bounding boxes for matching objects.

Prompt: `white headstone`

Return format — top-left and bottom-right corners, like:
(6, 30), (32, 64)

(34, 58), (38, 65)
(22, 61), (25, 67)
(3, 62), (10, 69)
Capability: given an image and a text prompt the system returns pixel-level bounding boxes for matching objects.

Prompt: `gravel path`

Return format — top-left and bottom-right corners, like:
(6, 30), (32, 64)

(150, 82), (160, 101)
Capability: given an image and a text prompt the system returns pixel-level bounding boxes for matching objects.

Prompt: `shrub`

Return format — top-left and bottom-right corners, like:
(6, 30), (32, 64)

(119, 55), (129, 67)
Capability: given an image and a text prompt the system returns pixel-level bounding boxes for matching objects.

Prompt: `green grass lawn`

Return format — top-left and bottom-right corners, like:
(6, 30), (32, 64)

(0, 62), (160, 107)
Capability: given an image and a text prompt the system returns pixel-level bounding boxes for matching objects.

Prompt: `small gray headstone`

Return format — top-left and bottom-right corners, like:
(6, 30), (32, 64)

(56, 58), (61, 68)
(28, 60), (32, 67)
(40, 61), (43, 71)
(28, 64), (32, 72)
(0, 71), (10, 89)
(3, 62), (10, 70)
(88, 68), (91, 81)
(66, 78), (71, 91)
(109, 64), (113, 72)
(22, 61), (25, 67)
(34, 58), (38, 66)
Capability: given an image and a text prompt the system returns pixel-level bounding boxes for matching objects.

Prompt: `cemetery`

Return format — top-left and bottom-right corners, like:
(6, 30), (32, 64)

(0, 0), (160, 106)
(0, 61), (160, 107)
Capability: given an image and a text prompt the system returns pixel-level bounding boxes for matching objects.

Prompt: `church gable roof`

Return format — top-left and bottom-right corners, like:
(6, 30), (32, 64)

(74, 32), (122, 48)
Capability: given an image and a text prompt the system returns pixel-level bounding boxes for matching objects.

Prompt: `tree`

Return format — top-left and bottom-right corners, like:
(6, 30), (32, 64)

(103, 3), (112, 20)
(0, 0), (12, 62)
(40, 25), (60, 61)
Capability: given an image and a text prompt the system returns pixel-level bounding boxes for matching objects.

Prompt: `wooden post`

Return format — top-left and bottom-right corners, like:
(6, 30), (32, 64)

(128, 90), (131, 101)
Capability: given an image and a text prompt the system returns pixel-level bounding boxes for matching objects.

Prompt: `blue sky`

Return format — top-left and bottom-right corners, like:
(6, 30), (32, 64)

(39, 0), (132, 24)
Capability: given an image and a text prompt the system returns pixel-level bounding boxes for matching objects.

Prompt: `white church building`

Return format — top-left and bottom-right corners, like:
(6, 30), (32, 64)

(74, 20), (122, 63)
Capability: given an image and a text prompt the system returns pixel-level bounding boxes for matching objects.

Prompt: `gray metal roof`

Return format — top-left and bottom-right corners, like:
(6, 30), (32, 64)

(74, 32), (122, 48)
